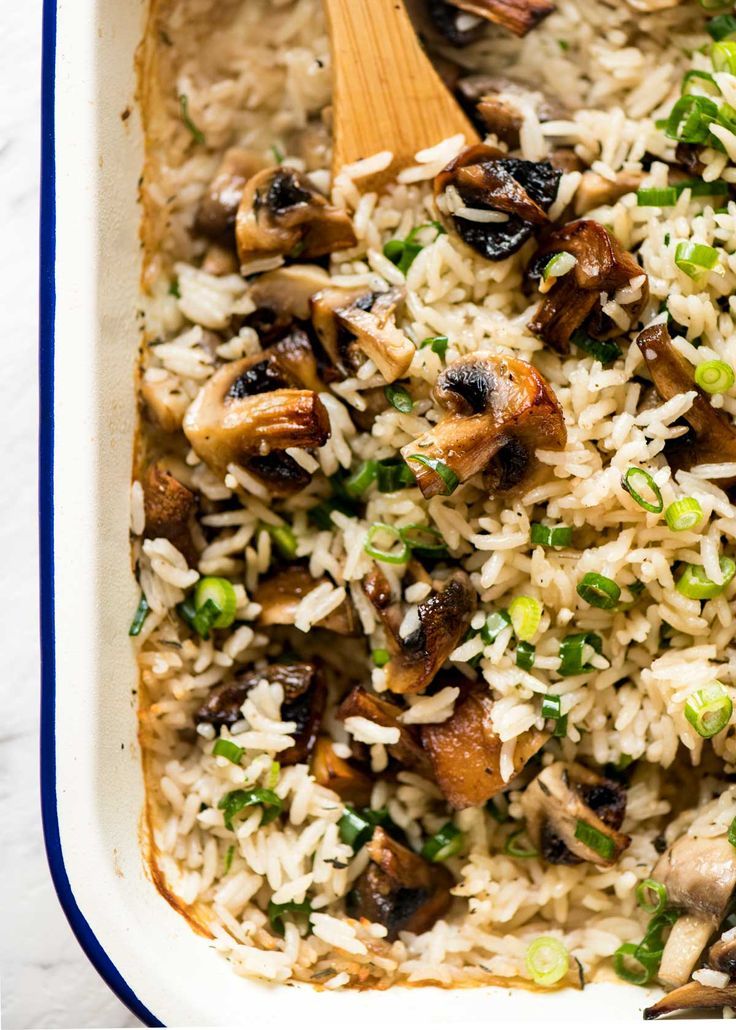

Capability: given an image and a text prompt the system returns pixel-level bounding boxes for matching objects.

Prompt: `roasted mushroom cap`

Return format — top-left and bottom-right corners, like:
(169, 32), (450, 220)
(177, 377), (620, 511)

(574, 170), (644, 216)
(456, 74), (567, 145)
(709, 928), (736, 977)
(644, 979), (736, 1021)
(420, 686), (549, 809)
(337, 686), (432, 774)
(401, 353), (566, 498)
(347, 826), (453, 940)
(426, 0), (554, 42)
(434, 144), (561, 262)
(235, 166), (356, 266)
(249, 264), (331, 322)
(528, 219), (649, 353)
(363, 566), (475, 694)
(142, 462), (197, 566)
(310, 287), (414, 383)
(195, 662), (326, 765)
(195, 148), (268, 241)
(253, 566), (357, 635)
(311, 736), (373, 806)
(520, 761), (630, 866)
(652, 832), (736, 987)
(637, 323), (736, 486)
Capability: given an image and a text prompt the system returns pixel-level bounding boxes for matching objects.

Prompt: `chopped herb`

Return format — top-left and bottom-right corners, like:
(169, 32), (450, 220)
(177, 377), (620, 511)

(178, 94), (205, 145)
(129, 594), (150, 636)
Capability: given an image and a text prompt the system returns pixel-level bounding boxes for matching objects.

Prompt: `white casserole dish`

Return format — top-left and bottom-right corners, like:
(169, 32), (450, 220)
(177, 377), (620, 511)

(39, 0), (654, 1023)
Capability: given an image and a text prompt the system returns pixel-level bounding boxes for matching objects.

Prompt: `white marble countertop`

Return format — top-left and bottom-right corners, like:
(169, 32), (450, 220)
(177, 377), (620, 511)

(0, 2), (142, 1027)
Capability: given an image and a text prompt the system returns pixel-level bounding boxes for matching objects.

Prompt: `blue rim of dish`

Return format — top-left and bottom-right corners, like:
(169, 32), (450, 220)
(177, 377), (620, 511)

(37, 2), (163, 1026)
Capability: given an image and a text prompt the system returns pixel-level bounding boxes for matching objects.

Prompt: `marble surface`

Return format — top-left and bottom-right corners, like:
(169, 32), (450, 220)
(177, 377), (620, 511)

(0, 2), (142, 1027)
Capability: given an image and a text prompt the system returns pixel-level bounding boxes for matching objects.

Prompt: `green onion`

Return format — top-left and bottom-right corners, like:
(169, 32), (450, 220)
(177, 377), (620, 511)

(682, 69), (719, 98)
(268, 899), (312, 937)
(576, 572), (621, 610)
(541, 695), (561, 720)
(271, 144), (284, 164)
(129, 594), (150, 636)
(486, 796), (510, 823)
(674, 240), (721, 279)
(543, 252), (577, 279)
(344, 460), (378, 498)
(338, 806), (391, 850)
(530, 523), (573, 548)
(212, 739), (244, 764)
(712, 39), (736, 72)
(407, 454), (459, 495)
(525, 936), (570, 987)
(504, 828), (539, 858)
(481, 610), (512, 645)
(664, 497), (703, 532)
(263, 522), (298, 560)
(399, 523), (448, 557)
(364, 522), (410, 565)
(570, 328), (622, 365)
(559, 632), (603, 677)
(192, 598), (222, 639)
(178, 94), (205, 144)
(168, 277), (180, 298)
(700, 0), (730, 9)
(420, 335), (449, 360)
(574, 819), (616, 860)
(372, 648), (390, 668)
(679, 177), (730, 197)
(613, 942), (655, 986)
(516, 641), (536, 671)
(508, 596), (542, 642)
(676, 557), (736, 599)
(218, 787), (282, 830)
(194, 577), (237, 629)
(729, 816), (736, 848)
(614, 909), (679, 985)
(636, 878), (668, 916)
(267, 761), (281, 789)
(709, 13), (736, 39)
(636, 187), (678, 207)
(376, 459), (415, 493)
(223, 844), (235, 874)
(665, 95), (720, 146)
(308, 503), (337, 531)
(383, 221), (445, 275)
(622, 467), (663, 513)
(384, 384), (413, 413)
(695, 359), (735, 393)
(684, 681), (733, 737)
(421, 822), (464, 862)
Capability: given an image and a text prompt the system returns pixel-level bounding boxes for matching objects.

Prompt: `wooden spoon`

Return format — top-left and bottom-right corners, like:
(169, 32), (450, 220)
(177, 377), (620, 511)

(323, 0), (479, 188)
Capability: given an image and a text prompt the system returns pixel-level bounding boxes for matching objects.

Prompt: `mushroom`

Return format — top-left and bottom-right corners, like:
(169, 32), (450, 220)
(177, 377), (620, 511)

(195, 148), (268, 241)
(420, 685), (549, 808)
(520, 761), (631, 866)
(235, 166), (356, 266)
(195, 661), (326, 765)
(434, 143), (561, 261)
(528, 219), (649, 353)
(651, 832), (736, 987)
(337, 686), (432, 774)
(249, 265), (331, 322)
(637, 323), (736, 486)
(141, 369), (190, 433)
(574, 170), (645, 216)
(455, 74), (567, 146)
(347, 826), (453, 940)
(253, 566), (357, 635)
(183, 331), (330, 492)
(400, 353), (566, 498)
(363, 566), (475, 695)
(310, 287), (415, 383)
(709, 927), (736, 977)
(311, 737), (373, 806)
(675, 141), (706, 178)
(426, 0), (555, 42)
(644, 980), (736, 1021)
(141, 462), (197, 566)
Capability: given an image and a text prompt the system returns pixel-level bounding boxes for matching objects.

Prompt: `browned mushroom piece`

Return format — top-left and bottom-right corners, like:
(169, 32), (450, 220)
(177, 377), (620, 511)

(363, 566), (475, 695)
(675, 141), (706, 177)
(528, 219), (649, 353)
(644, 979), (736, 1020)
(235, 166), (356, 266)
(249, 265), (331, 322)
(310, 286), (414, 383)
(637, 323), (736, 486)
(651, 833), (736, 988)
(311, 736), (373, 806)
(434, 143), (561, 261)
(337, 686), (432, 774)
(520, 761), (630, 866)
(401, 353), (566, 498)
(709, 928), (736, 976)
(574, 170), (645, 216)
(253, 566), (358, 635)
(456, 74), (567, 147)
(195, 662), (326, 765)
(195, 148), (269, 241)
(141, 462), (197, 566)
(420, 685), (549, 808)
(183, 331), (330, 493)
(141, 371), (190, 433)
(347, 826), (454, 940)
(292, 120), (332, 173)
(426, 0), (554, 43)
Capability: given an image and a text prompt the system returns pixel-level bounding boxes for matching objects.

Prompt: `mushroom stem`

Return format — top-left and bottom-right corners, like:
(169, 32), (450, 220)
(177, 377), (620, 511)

(658, 914), (715, 989)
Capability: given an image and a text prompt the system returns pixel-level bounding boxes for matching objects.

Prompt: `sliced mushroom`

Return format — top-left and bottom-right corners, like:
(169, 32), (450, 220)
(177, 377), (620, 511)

(528, 219), (649, 353)
(456, 74), (567, 146)
(652, 832), (736, 987)
(637, 323), (736, 486)
(434, 143), (561, 261)
(709, 928), (736, 976)
(141, 462), (197, 566)
(310, 736), (373, 806)
(363, 566), (475, 695)
(201, 242), (240, 276)
(195, 148), (268, 241)
(235, 166), (356, 266)
(401, 353), (566, 498)
(574, 170), (644, 216)
(426, 0), (554, 41)
(520, 761), (630, 866)
(337, 686), (432, 774)
(310, 286), (414, 383)
(253, 566), (357, 635)
(420, 686), (549, 808)
(675, 141), (706, 178)
(249, 265), (331, 322)
(644, 979), (736, 1021)
(424, 0), (486, 45)
(195, 661), (326, 764)
(141, 370), (190, 433)
(347, 826), (453, 940)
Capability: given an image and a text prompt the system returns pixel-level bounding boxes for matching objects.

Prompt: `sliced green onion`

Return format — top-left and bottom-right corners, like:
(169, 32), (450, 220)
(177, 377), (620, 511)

(192, 598), (222, 639)
(677, 176), (729, 197)
(574, 819), (616, 860)
(376, 459), (415, 493)
(344, 460), (378, 498)
(421, 822), (465, 862)
(684, 681), (733, 737)
(407, 454), (459, 495)
(530, 523), (573, 548)
(364, 522), (410, 565)
(701, 0), (730, 9)
(263, 522), (298, 559)
(223, 844), (235, 874)
(399, 523), (448, 557)
(543, 252), (577, 279)
(338, 806), (390, 850)
(508, 596), (542, 642)
(709, 13), (736, 40)
(559, 632), (603, 677)
(486, 796), (510, 823)
(664, 497), (703, 532)
(665, 95), (720, 146)
(682, 69), (719, 98)
(420, 335), (449, 360)
(372, 648), (390, 667)
(218, 787), (282, 830)
(570, 328), (622, 365)
(194, 577), (237, 629)
(516, 641), (536, 671)
(728, 816), (736, 848)
(504, 828), (539, 858)
(383, 222), (445, 275)
(525, 936), (570, 987)
(271, 144), (284, 164)
(676, 557), (736, 599)
(613, 942), (655, 986)
(481, 610), (512, 645)
(636, 187), (678, 207)
(553, 714), (568, 738)
(695, 359), (735, 393)
(541, 695), (561, 720)
(179, 94), (205, 144)
(622, 467), (663, 513)
(712, 39), (736, 72)
(268, 899), (313, 937)
(636, 878), (668, 916)
(576, 572), (621, 610)
(168, 277), (180, 298)
(212, 739), (244, 764)
(675, 240), (721, 279)
(384, 383), (413, 413)
(129, 594), (150, 636)
(267, 761), (281, 790)
(308, 502), (337, 531)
